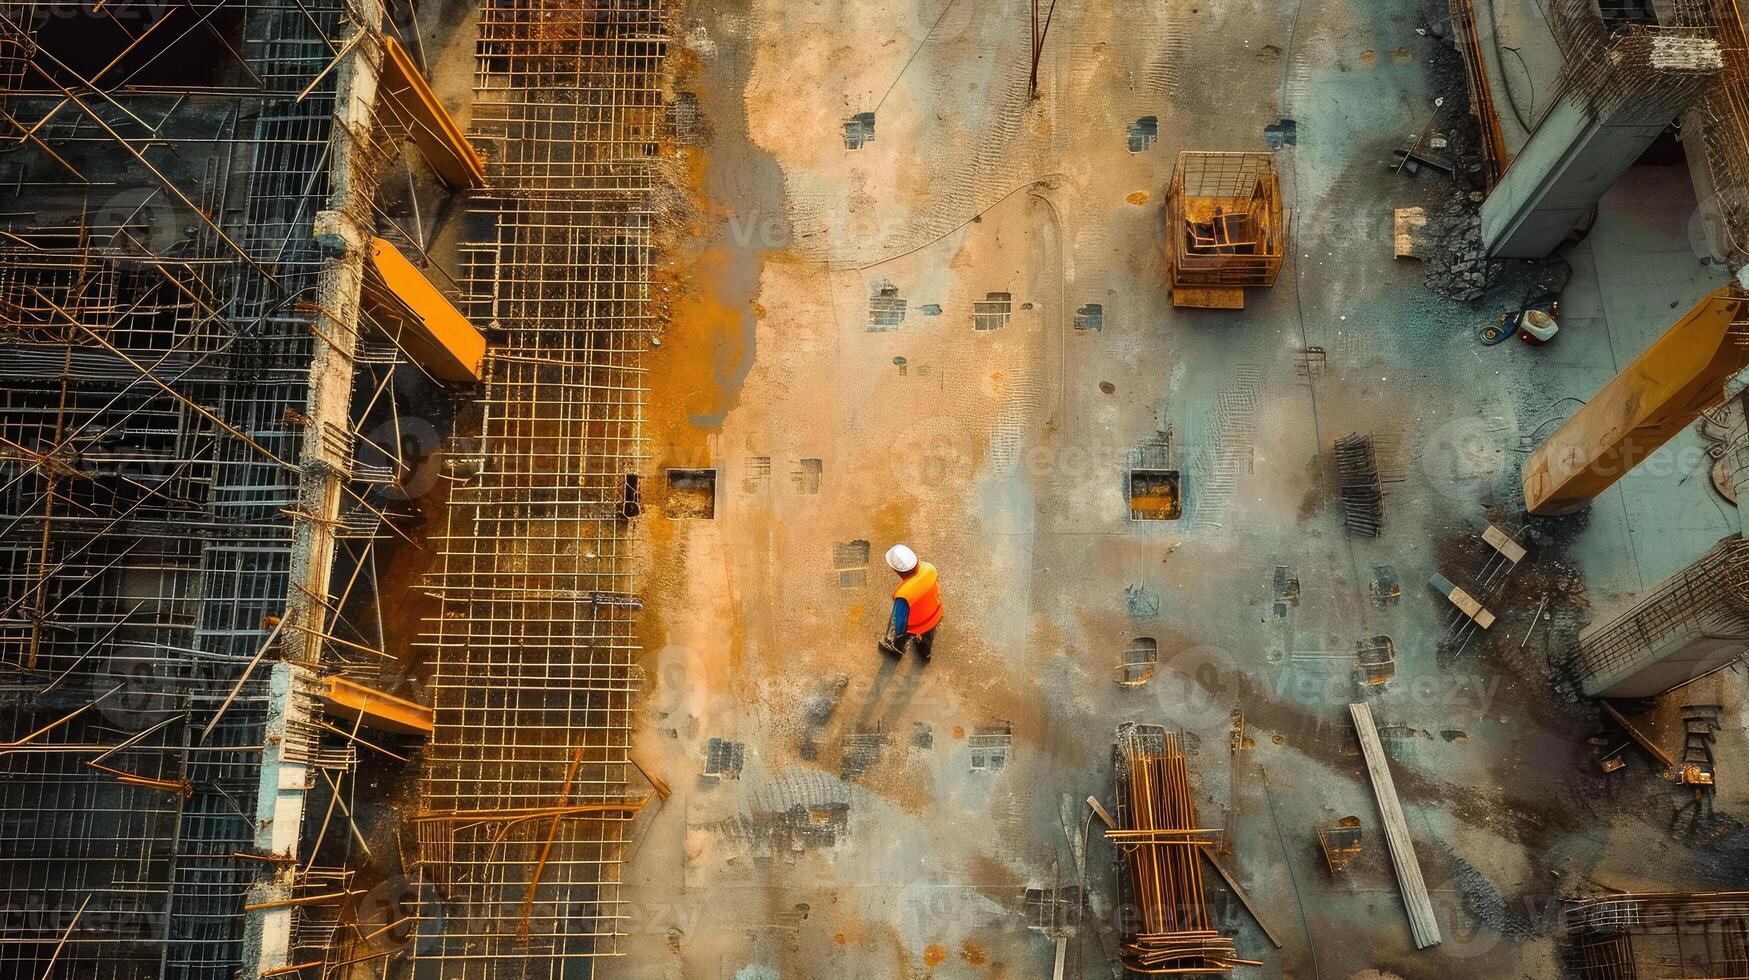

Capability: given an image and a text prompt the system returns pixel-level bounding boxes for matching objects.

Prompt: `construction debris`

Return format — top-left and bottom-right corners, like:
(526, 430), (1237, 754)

(1349, 702), (1442, 949)
(1355, 635), (1397, 686)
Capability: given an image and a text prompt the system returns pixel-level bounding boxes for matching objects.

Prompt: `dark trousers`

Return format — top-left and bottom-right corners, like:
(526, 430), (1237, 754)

(882, 624), (937, 660)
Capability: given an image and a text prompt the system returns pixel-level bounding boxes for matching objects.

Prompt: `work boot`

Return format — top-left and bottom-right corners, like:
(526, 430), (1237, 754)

(878, 631), (903, 658)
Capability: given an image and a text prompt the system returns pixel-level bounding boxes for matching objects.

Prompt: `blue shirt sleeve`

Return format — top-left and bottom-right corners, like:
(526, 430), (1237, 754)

(891, 597), (910, 634)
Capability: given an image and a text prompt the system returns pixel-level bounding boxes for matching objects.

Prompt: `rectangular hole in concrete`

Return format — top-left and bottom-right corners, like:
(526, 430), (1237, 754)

(969, 723), (1013, 771)
(666, 468), (717, 518)
(1271, 564), (1300, 617)
(835, 539), (870, 588)
(1126, 115), (1159, 152)
(742, 455), (770, 493)
(793, 458), (822, 494)
(843, 111), (875, 149)
(1117, 637), (1158, 686)
(867, 278), (906, 330)
(621, 473), (641, 519)
(703, 737), (745, 780)
(1128, 469), (1182, 520)
(972, 291), (1013, 331)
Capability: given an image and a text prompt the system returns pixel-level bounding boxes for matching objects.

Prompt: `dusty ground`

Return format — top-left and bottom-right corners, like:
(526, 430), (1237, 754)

(605, 1), (1749, 978)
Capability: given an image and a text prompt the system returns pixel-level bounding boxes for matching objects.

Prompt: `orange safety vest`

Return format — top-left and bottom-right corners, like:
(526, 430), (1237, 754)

(894, 562), (943, 634)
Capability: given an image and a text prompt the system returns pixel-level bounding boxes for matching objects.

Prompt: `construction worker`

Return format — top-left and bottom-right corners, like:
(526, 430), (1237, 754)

(880, 544), (942, 661)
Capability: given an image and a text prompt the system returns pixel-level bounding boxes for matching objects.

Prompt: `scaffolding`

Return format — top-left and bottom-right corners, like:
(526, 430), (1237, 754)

(410, 0), (669, 974)
(0, 1), (440, 976)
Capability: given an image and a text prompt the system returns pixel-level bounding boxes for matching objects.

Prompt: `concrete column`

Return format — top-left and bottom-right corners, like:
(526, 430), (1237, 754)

(242, 2), (385, 974)
(1481, 30), (1720, 258)
(1574, 537), (1749, 698)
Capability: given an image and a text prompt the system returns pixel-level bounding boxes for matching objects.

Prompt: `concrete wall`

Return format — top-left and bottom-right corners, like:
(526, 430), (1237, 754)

(1482, 94), (1669, 257)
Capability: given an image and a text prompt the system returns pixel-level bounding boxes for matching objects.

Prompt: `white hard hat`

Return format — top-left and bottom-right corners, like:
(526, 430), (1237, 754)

(885, 544), (918, 573)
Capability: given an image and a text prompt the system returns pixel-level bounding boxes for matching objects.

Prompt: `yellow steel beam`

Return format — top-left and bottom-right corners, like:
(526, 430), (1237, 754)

(363, 236), (487, 383)
(319, 675), (432, 736)
(379, 35), (486, 189)
(1523, 285), (1749, 515)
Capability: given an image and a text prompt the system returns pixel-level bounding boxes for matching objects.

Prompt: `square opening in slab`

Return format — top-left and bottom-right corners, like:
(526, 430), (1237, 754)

(1127, 469), (1181, 520)
(666, 468), (716, 518)
(1116, 637), (1159, 686)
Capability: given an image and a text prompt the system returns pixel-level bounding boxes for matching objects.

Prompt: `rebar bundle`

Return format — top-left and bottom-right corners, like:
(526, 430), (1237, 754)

(1335, 433), (1383, 537)
(1112, 725), (1249, 975)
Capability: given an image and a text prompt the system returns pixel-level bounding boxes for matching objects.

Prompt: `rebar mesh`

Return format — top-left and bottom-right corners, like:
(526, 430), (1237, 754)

(410, 1), (668, 975)
(1574, 535), (1749, 695)
(1563, 891), (1749, 980)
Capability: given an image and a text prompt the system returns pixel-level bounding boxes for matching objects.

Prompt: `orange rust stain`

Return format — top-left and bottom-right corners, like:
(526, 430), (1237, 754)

(649, 244), (750, 455)
(951, 725), (965, 740)
(834, 932), (848, 946)
(923, 944), (948, 968)
(960, 940), (987, 965)
(1125, 191), (1150, 205)
(867, 499), (913, 552)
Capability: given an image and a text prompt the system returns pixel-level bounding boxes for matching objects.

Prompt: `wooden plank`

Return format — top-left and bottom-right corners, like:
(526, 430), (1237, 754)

(1171, 286), (1245, 309)
(1599, 700), (1676, 770)
(1429, 573), (1495, 629)
(1198, 846), (1285, 949)
(320, 675), (432, 735)
(1481, 524), (1527, 565)
(1349, 702), (1442, 949)
(1393, 206), (1428, 259)
(1086, 795), (1116, 829)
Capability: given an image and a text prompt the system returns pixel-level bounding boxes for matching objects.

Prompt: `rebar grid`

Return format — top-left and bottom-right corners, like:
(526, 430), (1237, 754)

(411, 1), (667, 975)
(1166, 151), (1284, 289)
(1545, 0), (1722, 122)
(1696, 0), (1749, 265)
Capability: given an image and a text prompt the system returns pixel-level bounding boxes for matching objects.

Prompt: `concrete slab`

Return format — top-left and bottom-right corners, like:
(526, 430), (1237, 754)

(609, 2), (1749, 978)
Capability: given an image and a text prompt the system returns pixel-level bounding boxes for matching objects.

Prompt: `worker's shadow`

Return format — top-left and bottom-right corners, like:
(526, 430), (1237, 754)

(853, 648), (928, 733)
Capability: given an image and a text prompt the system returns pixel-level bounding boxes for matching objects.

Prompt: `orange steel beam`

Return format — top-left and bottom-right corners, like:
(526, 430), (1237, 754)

(1523, 286), (1749, 515)
(379, 35), (486, 189)
(364, 236), (487, 383)
(319, 675), (432, 735)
